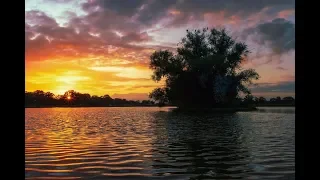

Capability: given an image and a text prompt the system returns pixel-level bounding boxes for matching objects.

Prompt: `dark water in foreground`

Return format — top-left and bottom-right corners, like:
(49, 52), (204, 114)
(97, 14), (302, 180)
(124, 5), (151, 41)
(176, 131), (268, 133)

(25, 107), (295, 179)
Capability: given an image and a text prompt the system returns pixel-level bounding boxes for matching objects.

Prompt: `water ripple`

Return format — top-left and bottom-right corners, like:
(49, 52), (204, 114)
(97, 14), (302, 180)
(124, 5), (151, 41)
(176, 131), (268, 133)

(26, 107), (295, 179)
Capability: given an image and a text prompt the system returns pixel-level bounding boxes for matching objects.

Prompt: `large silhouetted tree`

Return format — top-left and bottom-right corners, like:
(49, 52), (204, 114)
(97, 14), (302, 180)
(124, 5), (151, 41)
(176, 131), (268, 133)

(149, 28), (260, 108)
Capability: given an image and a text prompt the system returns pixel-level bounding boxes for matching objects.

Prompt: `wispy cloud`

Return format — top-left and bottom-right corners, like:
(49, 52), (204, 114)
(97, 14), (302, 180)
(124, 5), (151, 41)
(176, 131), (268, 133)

(25, 0), (295, 97)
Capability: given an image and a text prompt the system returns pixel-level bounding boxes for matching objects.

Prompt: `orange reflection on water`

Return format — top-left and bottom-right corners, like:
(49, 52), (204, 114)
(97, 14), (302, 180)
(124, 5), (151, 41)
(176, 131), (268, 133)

(25, 107), (156, 179)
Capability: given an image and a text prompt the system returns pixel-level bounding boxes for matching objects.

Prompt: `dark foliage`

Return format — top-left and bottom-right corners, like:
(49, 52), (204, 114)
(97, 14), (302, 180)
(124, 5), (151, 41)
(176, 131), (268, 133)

(25, 90), (294, 108)
(149, 28), (260, 108)
(25, 90), (155, 107)
(256, 96), (295, 106)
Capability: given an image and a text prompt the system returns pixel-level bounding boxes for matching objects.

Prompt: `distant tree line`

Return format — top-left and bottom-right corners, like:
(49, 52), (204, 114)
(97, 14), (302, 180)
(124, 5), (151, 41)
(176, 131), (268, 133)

(243, 95), (295, 107)
(25, 90), (294, 108)
(25, 90), (155, 108)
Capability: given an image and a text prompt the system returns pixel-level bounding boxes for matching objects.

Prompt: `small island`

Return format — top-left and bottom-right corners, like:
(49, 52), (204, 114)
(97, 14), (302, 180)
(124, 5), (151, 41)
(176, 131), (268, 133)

(25, 28), (295, 110)
(148, 28), (260, 112)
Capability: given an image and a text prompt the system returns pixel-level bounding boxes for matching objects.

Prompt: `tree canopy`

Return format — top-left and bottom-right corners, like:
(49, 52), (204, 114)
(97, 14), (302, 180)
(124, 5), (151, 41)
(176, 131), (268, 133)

(149, 28), (260, 108)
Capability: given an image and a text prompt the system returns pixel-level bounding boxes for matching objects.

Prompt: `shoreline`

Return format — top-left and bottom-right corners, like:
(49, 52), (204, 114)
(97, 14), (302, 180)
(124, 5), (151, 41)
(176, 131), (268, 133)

(172, 107), (258, 113)
(25, 106), (165, 108)
(256, 105), (295, 107)
(25, 105), (295, 109)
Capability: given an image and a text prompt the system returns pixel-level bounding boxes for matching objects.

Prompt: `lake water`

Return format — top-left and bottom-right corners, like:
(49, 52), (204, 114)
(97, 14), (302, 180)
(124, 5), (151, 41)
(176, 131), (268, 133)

(25, 107), (295, 179)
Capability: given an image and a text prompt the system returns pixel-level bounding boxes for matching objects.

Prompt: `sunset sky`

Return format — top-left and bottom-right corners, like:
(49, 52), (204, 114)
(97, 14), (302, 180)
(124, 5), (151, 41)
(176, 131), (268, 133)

(25, 0), (295, 100)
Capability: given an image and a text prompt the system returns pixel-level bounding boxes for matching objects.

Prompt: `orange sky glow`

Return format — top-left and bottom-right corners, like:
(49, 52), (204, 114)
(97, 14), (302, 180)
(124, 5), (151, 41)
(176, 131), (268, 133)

(25, 0), (295, 100)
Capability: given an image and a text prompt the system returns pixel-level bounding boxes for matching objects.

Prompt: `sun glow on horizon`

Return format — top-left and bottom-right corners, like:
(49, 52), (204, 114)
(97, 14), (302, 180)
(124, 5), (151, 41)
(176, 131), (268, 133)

(25, 0), (295, 100)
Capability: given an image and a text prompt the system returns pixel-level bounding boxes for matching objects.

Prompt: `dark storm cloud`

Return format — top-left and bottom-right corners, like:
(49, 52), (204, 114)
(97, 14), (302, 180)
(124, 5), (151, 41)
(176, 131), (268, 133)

(175, 0), (294, 16)
(81, 0), (176, 25)
(243, 18), (295, 54)
(26, 0), (295, 66)
(80, 0), (294, 26)
(257, 18), (295, 52)
(237, 17), (295, 64)
(158, 0), (294, 27)
(251, 81), (295, 93)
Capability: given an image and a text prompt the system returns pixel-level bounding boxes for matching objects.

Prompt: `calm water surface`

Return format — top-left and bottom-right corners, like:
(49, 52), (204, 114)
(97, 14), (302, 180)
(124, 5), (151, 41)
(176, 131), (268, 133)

(25, 107), (295, 179)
